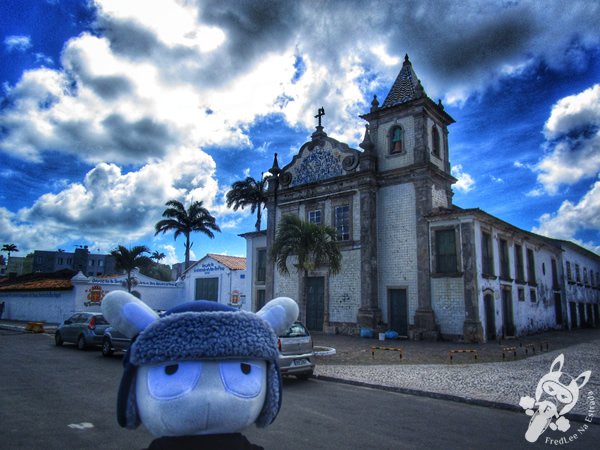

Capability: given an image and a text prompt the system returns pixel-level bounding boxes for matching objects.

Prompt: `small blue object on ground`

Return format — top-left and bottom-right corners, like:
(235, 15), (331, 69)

(360, 328), (374, 338)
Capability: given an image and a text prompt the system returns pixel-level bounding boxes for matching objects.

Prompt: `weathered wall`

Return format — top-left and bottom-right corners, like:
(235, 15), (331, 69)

(377, 183), (418, 324)
(431, 277), (465, 336)
(329, 249), (361, 323)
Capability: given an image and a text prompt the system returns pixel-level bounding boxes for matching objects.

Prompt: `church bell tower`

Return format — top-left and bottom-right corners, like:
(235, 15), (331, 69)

(360, 54), (457, 333)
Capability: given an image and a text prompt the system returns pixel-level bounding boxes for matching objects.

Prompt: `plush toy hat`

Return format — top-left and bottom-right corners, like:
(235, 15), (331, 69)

(102, 291), (299, 437)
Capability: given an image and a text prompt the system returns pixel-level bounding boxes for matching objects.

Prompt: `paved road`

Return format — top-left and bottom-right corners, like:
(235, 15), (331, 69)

(1, 330), (598, 450)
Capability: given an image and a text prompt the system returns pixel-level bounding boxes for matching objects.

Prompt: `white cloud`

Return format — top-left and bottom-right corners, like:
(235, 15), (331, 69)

(4, 35), (32, 52)
(533, 179), (600, 250)
(533, 84), (600, 194)
(2, 0), (600, 164)
(156, 244), (178, 266)
(2, 0), (600, 253)
(3, 147), (218, 254)
(452, 164), (475, 193)
(543, 84), (600, 139)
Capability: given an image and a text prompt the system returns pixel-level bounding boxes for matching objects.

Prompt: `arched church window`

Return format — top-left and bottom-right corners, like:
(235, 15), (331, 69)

(389, 126), (403, 154)
(432, 125), (440, 157)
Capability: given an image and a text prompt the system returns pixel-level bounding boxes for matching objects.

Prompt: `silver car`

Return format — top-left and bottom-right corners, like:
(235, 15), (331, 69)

(278, 322), (315, 380)
(101, 327), (131, 356)
(54, 312), (110, 350)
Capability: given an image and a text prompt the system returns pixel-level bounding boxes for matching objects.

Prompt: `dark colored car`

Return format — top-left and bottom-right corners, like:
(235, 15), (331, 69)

(54, 312), (110, 350)
(101, 309), (165, 357)
(278, 322), (315, 380)
(101, 327), (131, 356)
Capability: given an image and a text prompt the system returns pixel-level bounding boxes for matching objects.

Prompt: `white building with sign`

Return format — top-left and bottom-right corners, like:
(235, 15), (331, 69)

(0, 269), (184, 324)
(180, 254), (248, 310)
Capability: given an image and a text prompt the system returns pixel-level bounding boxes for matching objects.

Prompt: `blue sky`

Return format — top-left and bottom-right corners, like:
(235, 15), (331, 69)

(1, 0), (599, 266)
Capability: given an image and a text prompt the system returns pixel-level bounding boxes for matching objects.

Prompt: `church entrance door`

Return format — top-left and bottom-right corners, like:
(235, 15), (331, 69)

(483, 293), (496, 341)
(306, 276), (324, 331)
(388, 289), (408, 336)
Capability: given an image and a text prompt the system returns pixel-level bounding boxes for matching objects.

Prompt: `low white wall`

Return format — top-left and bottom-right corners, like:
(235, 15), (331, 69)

(0, 290), (76, 324)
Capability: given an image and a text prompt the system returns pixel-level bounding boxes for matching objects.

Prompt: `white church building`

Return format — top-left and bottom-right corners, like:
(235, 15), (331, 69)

(242, 55), (600, 342)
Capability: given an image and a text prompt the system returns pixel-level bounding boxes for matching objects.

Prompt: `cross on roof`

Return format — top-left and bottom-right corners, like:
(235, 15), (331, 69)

(314, 107), (325, 127)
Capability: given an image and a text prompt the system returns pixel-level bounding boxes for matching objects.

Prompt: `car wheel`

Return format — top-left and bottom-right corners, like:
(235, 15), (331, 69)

(101, 338), (114, 357)
(77, 335), (87, 350)
(54, 332), (63, 346)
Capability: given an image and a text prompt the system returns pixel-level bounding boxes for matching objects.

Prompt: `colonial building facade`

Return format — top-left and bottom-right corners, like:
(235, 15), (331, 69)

(243, 55), (600, 342)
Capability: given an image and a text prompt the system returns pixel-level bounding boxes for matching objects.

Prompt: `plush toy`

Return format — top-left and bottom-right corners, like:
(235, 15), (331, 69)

(101, 291), (299, 450)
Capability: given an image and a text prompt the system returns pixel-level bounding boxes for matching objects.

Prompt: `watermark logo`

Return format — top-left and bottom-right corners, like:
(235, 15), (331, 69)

(519, 354), (594, 444)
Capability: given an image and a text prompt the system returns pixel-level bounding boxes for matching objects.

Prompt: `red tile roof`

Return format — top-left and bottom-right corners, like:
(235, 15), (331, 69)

(207, 254), (246, 271)
(0, 279), (73, 291)
(0, 269), (76, 292)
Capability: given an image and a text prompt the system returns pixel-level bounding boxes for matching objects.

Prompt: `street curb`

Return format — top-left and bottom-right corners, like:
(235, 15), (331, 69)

(0, 323), (56, 334)
(0, 323), (26, 332)
(313, 374), (599, 425)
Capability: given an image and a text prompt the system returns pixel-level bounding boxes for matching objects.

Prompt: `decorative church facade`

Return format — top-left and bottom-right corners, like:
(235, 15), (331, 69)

(243, 56), (600, 342)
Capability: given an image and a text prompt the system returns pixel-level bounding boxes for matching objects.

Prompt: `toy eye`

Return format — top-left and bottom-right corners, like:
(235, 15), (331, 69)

(220, 361), (264, 398)
(146, 361), (203, 400)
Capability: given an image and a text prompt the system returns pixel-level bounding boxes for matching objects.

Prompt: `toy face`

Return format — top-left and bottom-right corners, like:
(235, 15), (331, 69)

(136, 359), (267, 437)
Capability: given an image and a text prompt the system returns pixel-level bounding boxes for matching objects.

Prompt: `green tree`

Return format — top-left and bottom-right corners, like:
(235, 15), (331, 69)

(1, 243), (19, 259)
(150, 251), (166, 263)
(226, 175), (268, 231)
(154, 200), (220, 270)
(110, 245), (153, 292)
(270, 214), (341, 321)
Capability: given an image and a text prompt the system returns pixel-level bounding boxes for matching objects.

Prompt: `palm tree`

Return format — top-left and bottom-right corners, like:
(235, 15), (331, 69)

(154, 200), (221, 270)
(270, 214), (341, 323)
(110, 245), (153, 292)
(151, 251), (166, 263)
(1, 243), (19, 259)
(226, 175), (268, 231)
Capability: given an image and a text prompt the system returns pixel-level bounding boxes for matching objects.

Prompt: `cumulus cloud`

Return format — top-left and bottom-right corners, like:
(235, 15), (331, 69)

(534, 84), (600, 194)
(533, 179), (600, 252)
(452, 164), (475, 193)
(1, 147), (219, 253)
(4, 35), (32, 52)
(2, 0), (600, 254)
(2, 0), (599, 165)
(529, 85), (600, 246)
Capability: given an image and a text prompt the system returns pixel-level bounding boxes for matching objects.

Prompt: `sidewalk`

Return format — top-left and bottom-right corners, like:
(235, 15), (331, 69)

(312, 328), (600, 420)
(0, 319), (58, 334)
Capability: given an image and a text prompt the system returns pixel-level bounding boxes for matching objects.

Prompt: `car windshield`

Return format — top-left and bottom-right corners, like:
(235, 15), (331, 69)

(281, 323), (308, 338)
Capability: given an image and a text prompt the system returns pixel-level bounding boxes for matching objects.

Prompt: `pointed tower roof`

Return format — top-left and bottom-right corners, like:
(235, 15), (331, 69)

(381, 54), (423, 109)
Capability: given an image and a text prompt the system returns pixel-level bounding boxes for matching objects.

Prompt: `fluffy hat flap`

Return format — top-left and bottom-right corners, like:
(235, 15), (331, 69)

(129, 310), (279, 366)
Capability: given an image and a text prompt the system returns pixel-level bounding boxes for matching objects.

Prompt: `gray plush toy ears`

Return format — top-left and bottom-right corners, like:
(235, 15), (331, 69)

(256, 297), (299, 336)
(101, 291), (159, 338)
(102, 291), (299, 338)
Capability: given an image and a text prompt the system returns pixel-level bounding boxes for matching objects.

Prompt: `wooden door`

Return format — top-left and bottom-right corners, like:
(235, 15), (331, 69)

(306, 277), (324, 331)
(389, 289), (408, 336)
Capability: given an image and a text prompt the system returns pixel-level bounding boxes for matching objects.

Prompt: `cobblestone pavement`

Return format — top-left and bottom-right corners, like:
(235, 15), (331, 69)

(312, 328), (600, 417)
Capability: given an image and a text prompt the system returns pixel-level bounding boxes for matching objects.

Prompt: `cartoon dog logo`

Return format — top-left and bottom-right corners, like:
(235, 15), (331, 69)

(519, 354), (591, 443)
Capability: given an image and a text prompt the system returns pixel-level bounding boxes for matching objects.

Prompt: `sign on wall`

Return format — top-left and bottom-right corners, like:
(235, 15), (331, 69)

(84, 285), (107, 307)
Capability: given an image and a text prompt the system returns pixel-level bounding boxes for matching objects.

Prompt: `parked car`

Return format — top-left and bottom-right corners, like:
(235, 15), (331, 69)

(100, 314), (316, 381)
(278, 321), (315, 380)
(54, 312), (110, 350)
(101, 327), (131, 356)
